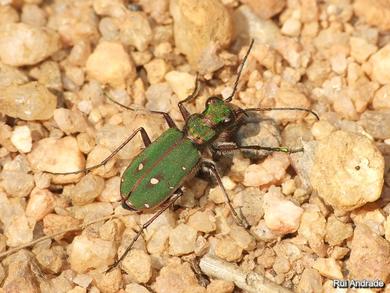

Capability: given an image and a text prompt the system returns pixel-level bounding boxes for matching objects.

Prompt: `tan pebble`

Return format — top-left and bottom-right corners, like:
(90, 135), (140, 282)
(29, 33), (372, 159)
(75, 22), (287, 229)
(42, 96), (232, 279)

(165, 71), (196, 100)
(312, 257), (343, 279)
(281, 179), (296, 196)
(309, 130), (384, 211)
(206, 279), (234, 293)
(99, 176), (121, 202)
(272, 256), (290, 274)
(243, 153), (290, 187)
(296, 268), (323, 293)
(169, 223), (197, 255)
(170, 0), (233, 67)
(125, 283), (151, 293)
(43, 214), (81, 240)
(281, 17), (301, 37)
(86, 41), (135, 88)
(325, 215), (353, 246)
(373, 85), (390, 110)
(99, 219), (125, 242)
(86, 145), (116, 178)
(369, 44), (390, 85)
(234, 187), (263, 226)
(10, 125), (32, 153)
(330, 246), (350, 260)
(350, 37), (377, 64)
(350, 208), (386, 235)
(272, 87), (311, 121)
(0, 5), (19, 25)
(53, 108), (88, 135)
(188, 210), (216, 233)
(71, 173), (105, 206)
(215, 236), (243, 261)
(0, 191), (33, 247)
(0, 82), (57, 120)
(119, 11), (153, 51)
(152, 262), (205, 293)
(147, 225), (171, 254)
(69, 235), (116, 273)
(263, 187), (303, 235)
(73, 273), (93, 288)
(68, 286), (86, 293)
(251, 220), (278, 241)
(241, 0), (285, 19)
(229, 225), (255, 250)
(330, 52), (347, 75)
(122, 249), (152, 283)
(0, 23), (60, 66)
(310, 120), (335, 140)
(208, 186), (225, 204)
(27, 136), (85, 184)
(26, 188), (55, 221)
(35, 246), (65, 274)
(68, 40), (91, 66)
(298, 205), (327, 256)
(354, 0), (390, 30)
(385, 216), (390, 241)
(1, 170), (34, 197)
(348, 224), (390, 280)
(359, 110), (390, 139)
(76, 132), (95, 154)
(144, 58), (169, 84)
(93, 0), (127, 17)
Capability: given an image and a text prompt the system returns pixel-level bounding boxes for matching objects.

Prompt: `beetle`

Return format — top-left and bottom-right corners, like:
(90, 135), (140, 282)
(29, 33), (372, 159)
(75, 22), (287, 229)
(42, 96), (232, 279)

(49, 40), (319, 272)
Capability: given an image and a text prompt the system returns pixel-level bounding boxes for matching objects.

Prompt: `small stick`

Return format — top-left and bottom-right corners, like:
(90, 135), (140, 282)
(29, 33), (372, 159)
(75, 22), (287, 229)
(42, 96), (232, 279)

(199, 255), (293, 293)
(0, 214), (121, 259)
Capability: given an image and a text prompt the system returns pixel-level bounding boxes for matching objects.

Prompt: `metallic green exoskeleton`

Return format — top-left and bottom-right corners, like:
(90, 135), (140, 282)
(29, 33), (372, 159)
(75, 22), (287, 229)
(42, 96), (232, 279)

(49, 40), (319, 272)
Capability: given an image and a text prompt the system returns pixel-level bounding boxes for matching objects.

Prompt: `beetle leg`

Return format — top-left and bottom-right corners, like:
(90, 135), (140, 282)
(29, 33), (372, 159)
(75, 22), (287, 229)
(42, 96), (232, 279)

(201, 160), (249, 229)
(48, 127), (152, 175)
(105, 189), (184, 273)
(211, 143), (304, 154)
(105, 92), (178, 128)
(178, 74), (201, 121)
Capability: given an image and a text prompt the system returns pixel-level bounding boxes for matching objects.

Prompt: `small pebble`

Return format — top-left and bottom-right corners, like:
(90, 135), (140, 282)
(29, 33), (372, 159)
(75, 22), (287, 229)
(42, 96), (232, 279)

(27, 136), (85, 184)
(0, 82), (57, 120)
(296, 268), (323, 293)
(368, 44), (390, 85)
(121, 249), (152, 283)
(71, 173), (105, 206)
(169, 223), (197, 255)
(309, 130), (384, 211)
(35, 246), (65, 274)
(241, 0), (285, 19)
(0, 22), (60, 66)
(126, 283), (151, 293)
(349, 37), (377, 63)
(350, 208), (386, 236)
(26, 188), (55, 221)
(86, 41), (135, 88)
(144, 58), (169, 84)
(281, 17), (301, 37)
(215, 236), (243, 261)
(152, 261), (205, 293)
(53, 108), (88, 135)
(312, 257), (343, 279)
(243, 153), (290, 186)
(206, 280), (234, 293)
(170, 0), (233, 66)
(10, 125), (32, 153)
(358, 110), (390, 139)
(188, 210), (216, 233)
(118, 11), (153, 51)
(43, 214), (81, 240)
(165, 71), (196, 100)
(385, 216), (390, 241)
(325, 214), (353, 246)
(348, 224), (390, 280)
(73, 273), (93, 288)
(263, 187), (303, 235)
(69, 235), (116, 273)
(372, 85), (390, 110)
(1, 170), (34, 197)
(310, 120), (335, 140)
(354, 0), (390, 30)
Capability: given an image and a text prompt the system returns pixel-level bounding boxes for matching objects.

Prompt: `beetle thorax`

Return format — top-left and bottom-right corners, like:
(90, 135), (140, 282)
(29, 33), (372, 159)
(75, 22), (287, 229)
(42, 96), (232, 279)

(185, 97), (236, 145)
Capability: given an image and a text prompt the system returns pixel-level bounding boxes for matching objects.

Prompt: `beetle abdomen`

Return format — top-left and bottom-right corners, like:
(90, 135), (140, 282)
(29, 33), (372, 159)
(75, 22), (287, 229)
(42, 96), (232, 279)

(120, 128), (200, 210)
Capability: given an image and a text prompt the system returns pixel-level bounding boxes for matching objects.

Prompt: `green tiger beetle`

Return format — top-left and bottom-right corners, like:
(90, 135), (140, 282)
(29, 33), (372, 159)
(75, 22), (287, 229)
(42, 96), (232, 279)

(50, 40), (319, 272)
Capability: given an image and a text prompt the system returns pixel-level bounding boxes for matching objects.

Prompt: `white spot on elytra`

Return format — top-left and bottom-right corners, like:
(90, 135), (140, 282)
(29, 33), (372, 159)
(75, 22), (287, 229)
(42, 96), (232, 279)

(169, 186), (174, 189)
(182, 166), (186, 170)
(138, 163), (144, 171)
(144, 203), (150, 208)
(150, 178), (159, 185)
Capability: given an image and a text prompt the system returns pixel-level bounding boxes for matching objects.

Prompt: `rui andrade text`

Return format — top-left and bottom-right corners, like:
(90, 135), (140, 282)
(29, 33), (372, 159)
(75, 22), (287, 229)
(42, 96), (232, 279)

(333, 279), (385, 289)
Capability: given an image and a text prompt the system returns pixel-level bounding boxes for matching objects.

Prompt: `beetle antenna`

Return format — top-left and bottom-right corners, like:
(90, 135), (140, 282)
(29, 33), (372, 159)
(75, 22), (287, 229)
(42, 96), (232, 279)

(241, 107), (319, 120)
(225, 39), (255, 102)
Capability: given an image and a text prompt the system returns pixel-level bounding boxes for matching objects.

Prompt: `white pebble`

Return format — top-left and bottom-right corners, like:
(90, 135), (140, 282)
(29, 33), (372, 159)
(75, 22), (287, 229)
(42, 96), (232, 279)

(10, 126), (32, 153)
